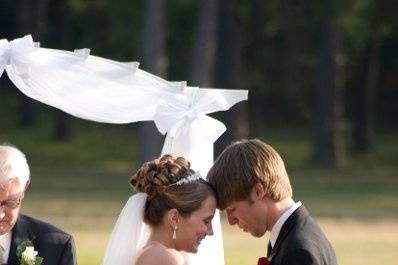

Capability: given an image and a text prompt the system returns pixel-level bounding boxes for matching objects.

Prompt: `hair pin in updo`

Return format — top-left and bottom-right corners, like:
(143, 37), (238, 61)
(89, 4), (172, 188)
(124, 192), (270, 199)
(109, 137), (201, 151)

(168, 171), (202, 187)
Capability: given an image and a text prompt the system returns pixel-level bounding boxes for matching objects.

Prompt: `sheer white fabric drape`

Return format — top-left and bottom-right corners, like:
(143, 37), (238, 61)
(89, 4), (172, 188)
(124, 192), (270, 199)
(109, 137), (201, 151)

(101, 193), (150, 265)
(0, 35), (184, 123)
(0, 35), (248, 265)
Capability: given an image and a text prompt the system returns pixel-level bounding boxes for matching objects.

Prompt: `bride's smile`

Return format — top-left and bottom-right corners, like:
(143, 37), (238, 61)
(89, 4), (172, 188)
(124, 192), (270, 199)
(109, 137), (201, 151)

(104, 155), (218, 265)
(176, 195), (216, 253)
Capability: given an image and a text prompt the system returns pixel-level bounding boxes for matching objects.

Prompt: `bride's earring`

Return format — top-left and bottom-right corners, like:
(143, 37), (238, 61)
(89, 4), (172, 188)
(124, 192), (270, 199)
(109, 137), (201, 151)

(172, 226), (177, 240)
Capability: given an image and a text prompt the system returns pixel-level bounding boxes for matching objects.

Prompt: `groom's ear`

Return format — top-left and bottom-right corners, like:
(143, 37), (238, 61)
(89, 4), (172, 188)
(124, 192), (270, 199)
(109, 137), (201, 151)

(252, 183), (266, 200)
(167, 208), (180, 227)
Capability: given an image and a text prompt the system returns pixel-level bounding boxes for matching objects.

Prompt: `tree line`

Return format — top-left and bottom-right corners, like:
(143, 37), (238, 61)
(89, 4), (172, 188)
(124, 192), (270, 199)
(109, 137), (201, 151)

(0, 0), (397, 168)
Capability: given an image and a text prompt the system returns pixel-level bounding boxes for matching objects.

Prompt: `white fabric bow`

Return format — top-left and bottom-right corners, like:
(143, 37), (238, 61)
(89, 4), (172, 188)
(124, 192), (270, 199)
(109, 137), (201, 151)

(155, 86), (248, 175)
(0, 35), (38, 78)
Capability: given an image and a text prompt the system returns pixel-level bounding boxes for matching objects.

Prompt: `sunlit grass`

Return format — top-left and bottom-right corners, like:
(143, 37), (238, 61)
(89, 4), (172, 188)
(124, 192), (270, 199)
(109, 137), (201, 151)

(1, 112), (397, 265)
(322, 219), (398, 265)
(224, 218), (398, 265)
(18, 166), (398, 265)
(17, 211), (398, 265)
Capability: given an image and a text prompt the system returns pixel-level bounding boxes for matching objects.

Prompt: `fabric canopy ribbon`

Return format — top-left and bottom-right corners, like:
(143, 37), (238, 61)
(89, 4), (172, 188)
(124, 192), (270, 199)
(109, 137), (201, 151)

(0, 35), (185, 124)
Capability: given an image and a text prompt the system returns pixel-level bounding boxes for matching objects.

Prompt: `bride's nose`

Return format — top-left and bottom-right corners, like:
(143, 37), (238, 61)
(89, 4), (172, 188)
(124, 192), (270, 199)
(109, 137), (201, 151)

(206, 224), (214, 236)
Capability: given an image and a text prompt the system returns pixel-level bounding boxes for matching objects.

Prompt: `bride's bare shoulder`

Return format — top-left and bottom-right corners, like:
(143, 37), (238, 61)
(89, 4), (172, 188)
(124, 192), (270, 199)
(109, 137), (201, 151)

(135, 243), (184, 265)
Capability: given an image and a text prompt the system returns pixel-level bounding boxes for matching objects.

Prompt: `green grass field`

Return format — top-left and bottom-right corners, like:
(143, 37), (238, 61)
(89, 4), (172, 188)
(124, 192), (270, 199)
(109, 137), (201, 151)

(20, 168), (397, 265)
(1, 116), (397, 265)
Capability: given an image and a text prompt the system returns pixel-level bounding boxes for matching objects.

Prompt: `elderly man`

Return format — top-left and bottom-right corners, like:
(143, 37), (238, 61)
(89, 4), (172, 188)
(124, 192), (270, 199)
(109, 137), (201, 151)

(0, 144), (77, 265)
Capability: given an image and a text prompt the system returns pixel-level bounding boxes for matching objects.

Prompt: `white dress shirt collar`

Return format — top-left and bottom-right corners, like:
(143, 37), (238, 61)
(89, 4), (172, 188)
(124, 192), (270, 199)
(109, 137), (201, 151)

(269, 201), (302, 248)
(0, 231), (12, 264)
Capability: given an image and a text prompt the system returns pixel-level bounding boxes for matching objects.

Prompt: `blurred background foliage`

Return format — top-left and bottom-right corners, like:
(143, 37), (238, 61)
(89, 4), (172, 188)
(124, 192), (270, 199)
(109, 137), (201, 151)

(0, 0), (397, 166)
(0, 1), (397, 265)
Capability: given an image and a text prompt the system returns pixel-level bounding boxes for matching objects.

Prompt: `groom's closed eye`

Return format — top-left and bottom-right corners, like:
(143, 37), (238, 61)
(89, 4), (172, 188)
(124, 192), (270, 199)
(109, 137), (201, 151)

(226, 207), (235, 213)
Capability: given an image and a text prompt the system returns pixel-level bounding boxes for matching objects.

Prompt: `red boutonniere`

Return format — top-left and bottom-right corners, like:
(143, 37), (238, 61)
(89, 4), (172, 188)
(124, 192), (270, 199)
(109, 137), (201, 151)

(257, 257), (270, 265)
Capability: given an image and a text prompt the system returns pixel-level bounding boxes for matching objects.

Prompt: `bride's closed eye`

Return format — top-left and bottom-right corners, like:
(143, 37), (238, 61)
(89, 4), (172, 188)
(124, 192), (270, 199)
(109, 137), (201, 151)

(203, 216), (214, 225)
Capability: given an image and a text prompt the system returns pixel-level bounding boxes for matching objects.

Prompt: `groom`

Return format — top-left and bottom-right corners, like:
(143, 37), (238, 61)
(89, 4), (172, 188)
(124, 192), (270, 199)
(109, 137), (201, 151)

(207, 139), (337, 265)
(0, 144), (77, 265)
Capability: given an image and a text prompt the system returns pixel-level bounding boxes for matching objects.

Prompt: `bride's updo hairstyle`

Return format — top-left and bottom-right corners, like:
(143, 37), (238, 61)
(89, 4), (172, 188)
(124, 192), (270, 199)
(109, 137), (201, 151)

(130, 154), (215, 227)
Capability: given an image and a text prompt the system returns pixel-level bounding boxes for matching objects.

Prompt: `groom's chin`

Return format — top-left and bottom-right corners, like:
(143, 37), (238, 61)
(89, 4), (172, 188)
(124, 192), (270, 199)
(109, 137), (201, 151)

(250, 230), (266, 238)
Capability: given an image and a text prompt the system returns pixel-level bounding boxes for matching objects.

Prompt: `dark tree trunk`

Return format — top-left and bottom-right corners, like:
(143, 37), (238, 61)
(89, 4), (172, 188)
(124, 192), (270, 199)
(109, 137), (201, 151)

(16, 0), (50, 127)
(190, 0), (219, 87)
(214, 0), (249, 155)
(312, 0), (344, 167)
(138, 0), (166, 163)
(35, 0), (50, 39)
(16, 0), (35, 127)
(279, 0), (303, 121)
(54, 111), (71, 140)
(353, 36), (380, 152)
(53, 0), (72, 141)
(244, 0), (267, 133)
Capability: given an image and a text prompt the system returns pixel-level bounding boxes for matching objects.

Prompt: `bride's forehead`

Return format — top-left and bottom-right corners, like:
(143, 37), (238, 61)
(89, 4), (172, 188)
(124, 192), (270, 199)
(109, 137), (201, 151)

(189, 210), (214, 221)
(196, 197), (217, 214)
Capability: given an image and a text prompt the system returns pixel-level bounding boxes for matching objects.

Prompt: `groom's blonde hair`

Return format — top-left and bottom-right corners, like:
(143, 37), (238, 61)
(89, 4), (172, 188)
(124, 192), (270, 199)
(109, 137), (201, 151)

(207, 139), (292, 210)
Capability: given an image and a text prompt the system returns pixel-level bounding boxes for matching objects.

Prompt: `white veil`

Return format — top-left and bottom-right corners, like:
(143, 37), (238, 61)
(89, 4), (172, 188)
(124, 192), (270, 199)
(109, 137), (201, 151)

(102, 193), (150, 265)
(1, 35), (248, 265)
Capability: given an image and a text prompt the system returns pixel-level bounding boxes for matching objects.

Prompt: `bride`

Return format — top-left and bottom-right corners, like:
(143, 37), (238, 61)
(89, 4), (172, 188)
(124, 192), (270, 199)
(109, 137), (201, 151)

(102, 154), (217, 265)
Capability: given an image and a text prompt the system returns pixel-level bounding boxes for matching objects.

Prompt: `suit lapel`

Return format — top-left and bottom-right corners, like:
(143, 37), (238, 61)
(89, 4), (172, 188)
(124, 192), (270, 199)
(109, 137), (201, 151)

(268, 205), (309, 261)
(7, 215), (34, 265)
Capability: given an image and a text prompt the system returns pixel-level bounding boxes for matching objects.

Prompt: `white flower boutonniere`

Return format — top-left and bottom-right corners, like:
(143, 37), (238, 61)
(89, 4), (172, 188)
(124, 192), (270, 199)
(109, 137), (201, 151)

(16, 240), (43, 265)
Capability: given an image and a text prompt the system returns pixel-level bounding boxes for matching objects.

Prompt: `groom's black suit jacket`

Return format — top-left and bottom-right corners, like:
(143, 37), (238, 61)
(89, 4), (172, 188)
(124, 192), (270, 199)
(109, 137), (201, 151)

(6, 214), (77, 265)
(268, 205), (337, 265)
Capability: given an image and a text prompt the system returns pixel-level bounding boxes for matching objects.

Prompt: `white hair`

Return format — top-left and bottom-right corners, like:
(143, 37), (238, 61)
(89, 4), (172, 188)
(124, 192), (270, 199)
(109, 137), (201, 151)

(0, 144), (30, 184)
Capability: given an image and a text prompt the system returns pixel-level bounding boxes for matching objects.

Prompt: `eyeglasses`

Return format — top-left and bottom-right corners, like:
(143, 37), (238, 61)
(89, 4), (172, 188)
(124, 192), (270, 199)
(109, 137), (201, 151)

(0, 196), (24, 209)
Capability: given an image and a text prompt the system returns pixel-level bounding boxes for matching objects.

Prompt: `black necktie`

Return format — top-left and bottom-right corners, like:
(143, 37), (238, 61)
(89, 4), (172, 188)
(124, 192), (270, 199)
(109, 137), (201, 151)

(267, 241), (272, 257)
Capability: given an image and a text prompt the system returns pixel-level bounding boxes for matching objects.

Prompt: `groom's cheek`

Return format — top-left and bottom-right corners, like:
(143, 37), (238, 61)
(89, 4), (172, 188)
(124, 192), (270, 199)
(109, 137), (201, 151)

(226, 211), (236, 225)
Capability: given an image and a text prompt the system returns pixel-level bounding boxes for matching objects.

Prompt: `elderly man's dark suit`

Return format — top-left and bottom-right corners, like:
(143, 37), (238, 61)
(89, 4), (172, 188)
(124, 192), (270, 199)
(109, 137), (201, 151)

(6, 214), (77, 265)
(268, 205), (338, 265)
